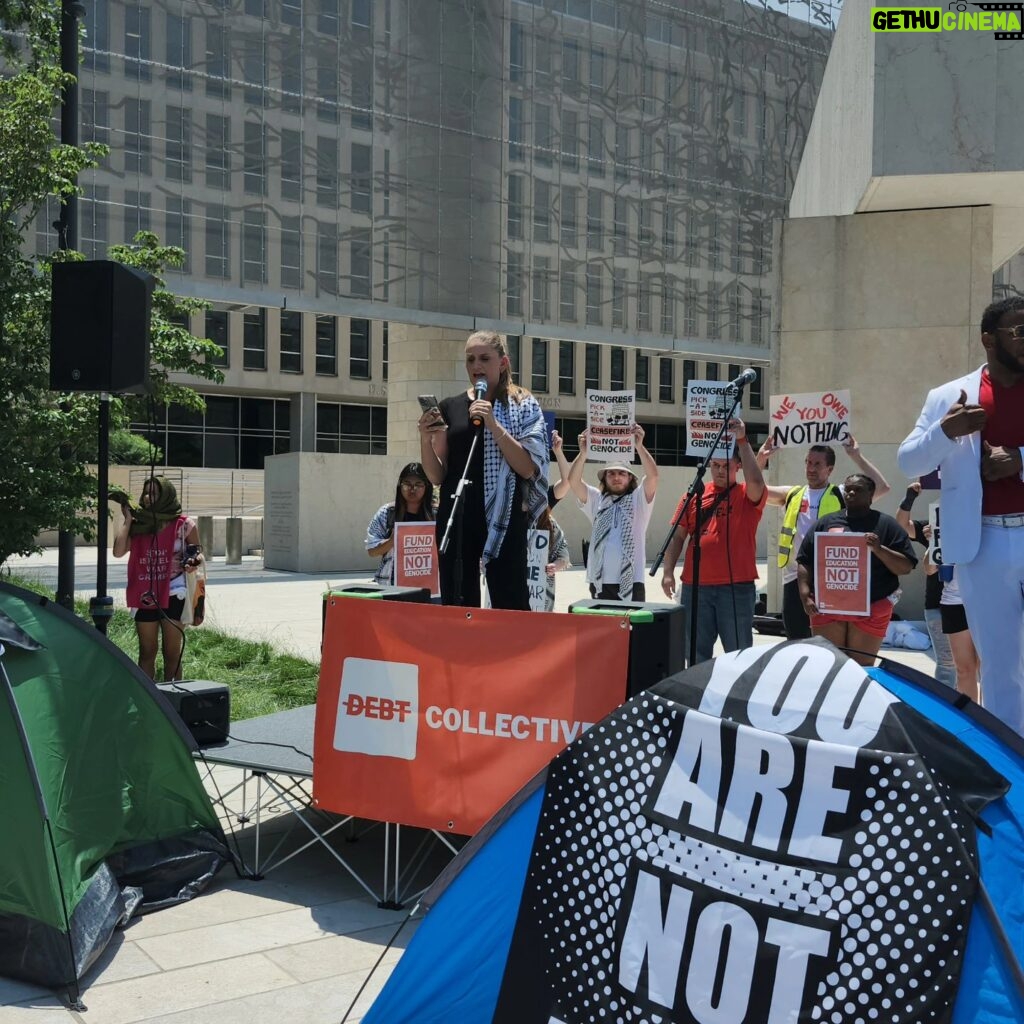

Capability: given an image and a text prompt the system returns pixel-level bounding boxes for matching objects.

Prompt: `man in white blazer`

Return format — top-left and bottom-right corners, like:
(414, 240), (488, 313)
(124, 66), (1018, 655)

(898, 296), (1024, 733)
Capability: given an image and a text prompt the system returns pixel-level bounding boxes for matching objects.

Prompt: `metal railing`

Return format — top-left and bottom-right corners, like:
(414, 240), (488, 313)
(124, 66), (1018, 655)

(128, 469), (264, 518)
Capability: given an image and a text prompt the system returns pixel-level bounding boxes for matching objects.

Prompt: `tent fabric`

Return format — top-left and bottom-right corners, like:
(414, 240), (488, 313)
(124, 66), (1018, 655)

(366, 641), (1024, 1024)
(0, 582), (229, 989)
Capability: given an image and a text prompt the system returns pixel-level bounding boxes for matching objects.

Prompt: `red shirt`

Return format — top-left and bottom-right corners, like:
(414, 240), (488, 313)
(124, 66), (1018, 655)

(673, 484), (767, 585)
(979, 367), (1024, 514)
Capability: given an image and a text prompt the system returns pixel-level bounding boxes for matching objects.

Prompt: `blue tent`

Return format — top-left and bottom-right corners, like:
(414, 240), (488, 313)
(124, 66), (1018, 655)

(364, 640), (1024, 1024)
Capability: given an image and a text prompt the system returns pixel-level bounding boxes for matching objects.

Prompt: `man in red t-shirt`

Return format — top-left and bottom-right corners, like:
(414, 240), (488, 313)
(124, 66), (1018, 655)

(899, 295), (1024, 734)
(661, 418), (766, 665)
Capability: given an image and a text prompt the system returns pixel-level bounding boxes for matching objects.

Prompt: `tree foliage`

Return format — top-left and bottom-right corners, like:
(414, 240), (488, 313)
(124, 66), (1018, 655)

(0, 1), (223, 567)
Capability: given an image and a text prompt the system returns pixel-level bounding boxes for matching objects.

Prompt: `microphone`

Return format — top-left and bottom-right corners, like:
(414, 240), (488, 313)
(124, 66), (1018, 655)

(725, 367), (758, 393)
(471, 378), (488, 427)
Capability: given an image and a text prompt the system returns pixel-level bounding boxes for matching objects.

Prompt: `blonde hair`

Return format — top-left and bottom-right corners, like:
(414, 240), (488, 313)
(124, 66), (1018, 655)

(466, 330), (529, 405)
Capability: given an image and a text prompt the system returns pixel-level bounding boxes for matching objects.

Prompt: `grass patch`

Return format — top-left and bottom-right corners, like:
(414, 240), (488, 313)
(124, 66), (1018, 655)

(4, 574), (319, 721)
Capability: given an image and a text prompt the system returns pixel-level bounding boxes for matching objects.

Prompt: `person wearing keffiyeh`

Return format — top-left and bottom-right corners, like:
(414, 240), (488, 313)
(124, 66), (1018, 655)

(418, 330), (548, 609)
(111, 476), (202, 680)
(568, 425), (659, 602)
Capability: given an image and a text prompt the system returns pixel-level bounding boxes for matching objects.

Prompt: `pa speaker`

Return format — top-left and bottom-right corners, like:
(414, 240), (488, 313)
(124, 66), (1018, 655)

(157, 680), (230, 747)
(49, 260), (155, 393)
(569, 600), (686, 699)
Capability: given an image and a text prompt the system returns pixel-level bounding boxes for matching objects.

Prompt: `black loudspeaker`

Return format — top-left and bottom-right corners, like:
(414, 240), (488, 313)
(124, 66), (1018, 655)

(157, 680), (231, 747)
(321, 583), (431, 637)
(49, 260), (155, 393)
(569, 600), (686, 700)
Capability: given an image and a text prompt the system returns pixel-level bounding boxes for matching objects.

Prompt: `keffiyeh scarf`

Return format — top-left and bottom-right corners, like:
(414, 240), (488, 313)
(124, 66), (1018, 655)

(482, 395), (548, 564)
(587, 493), (636, 601)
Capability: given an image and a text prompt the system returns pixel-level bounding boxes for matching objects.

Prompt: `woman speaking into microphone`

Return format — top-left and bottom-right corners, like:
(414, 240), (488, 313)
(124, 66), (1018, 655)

(417, 330), (548, 609)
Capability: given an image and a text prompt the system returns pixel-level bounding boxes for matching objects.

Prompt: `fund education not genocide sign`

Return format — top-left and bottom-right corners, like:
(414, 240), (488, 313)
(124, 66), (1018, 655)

(586, 389), (635, 461)
(814, 532), (871, 616)
(769, 390), (851, 448)
(393, 522), (440, 598)
(686, 381), (739, 458)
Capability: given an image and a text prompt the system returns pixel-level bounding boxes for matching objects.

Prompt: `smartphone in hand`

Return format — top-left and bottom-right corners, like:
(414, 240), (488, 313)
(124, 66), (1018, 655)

(417, 394), (440, 414)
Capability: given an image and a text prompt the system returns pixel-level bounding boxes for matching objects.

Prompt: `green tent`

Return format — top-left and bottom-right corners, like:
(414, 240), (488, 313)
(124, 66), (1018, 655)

(0, 581), (229, 1000)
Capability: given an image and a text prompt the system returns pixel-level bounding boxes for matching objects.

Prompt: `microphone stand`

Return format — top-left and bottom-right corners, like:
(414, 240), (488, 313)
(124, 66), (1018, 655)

(439, 424), (482, 607)
(649, 385), (745, 667)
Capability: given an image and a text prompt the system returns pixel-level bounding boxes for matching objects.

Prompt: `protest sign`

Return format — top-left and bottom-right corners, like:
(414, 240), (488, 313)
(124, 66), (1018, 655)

(586, 389), (635, 461)
(686, 380), (739, 458)
(814, 533), (871, 616)
(769, 390), (851, 449)
(393, 523), (440, 598)
(526, 529), (550, 612)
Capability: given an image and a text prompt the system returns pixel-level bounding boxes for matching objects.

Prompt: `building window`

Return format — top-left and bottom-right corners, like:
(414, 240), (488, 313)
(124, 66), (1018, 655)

(317, 223), (337, 295)
(351, 143), (372, 213)
(82, 0), (110, 72)
(316, 402), (387, 455)
(637, 276), (651, 332)
(123, 99), (151, 174)
(316, 315), (337, 375)
(531, 337), (549, 393)
(532, 256), (550, 321)
(204, 22), (229, 98)
(350, 318), (371, 379)
(382, 321), (388, 381)
(281, 216), (301, 288)
(635, 351), (650, 402)
(243, 121), (267, 196)
(613, 197), (628, 256)
(560, 186), (577, 248)
(204, 205), (229, 279)
(558, 341), (575, 396)
(683, 279), (698, 336)
(164, 106), (191, 182)
(584, 344), (600, 391)
(612, 269), (625, 328)
(705, 362), (720, 381)
(318, 0), (339, 35)
(205, 114), (230, 190)
(243, 309), (266, 371)
(82, 89), (110, 148)
(707, 285), (721, 339)
(589, 47), (604, 89)
(535, 103), (553, 166)
(533, 181), (551, 242)
(509, 96), (524, 161)
(206, 310), (228, 367)
(317, 136), (338, 207)
(242, 210), (267, 284)
(124, 4), (151, 80)
(586, 189), (602, 250)
(351, 58), (373, 129)
(562, 39), (579, 83)
(749, 367), (764, 409)
(615, 125), (629, 181)
(510, 21), (525, 81)
(587, 115), (604, 175)
(123, 190), (150, 243)
(243, 36), (266, 105)
(559, 261), (577, 322)
(586, 266), (602, 326)
(561, 109), (579, 170)
(165, 197), (190, 272)
(508, 174), (524, 239)
(660, 280), (675, 335)
(350, 229), (372, 298)
(280, 310), (303, 373)
(507, 252), (524, 317)
(507, 335), (521, 382)
(659, 357), (674, 403)
(165, 13), (191, 90)
(682, 359), (696, 400)
(610, 347), (625, 390)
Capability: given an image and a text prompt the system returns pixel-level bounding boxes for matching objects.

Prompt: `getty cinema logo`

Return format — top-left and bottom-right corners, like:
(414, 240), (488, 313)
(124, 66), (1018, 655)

(872, 3), (1024, 37)
(334, 657), (419, 760)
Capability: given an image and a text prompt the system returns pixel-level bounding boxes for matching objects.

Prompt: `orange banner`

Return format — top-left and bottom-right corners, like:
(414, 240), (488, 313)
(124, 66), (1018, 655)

(814, 532), (871, 616)
(313, 600), (630, 835)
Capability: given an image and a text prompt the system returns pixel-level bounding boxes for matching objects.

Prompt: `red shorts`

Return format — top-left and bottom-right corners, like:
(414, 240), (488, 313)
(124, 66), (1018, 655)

(811, 597), (895, 639)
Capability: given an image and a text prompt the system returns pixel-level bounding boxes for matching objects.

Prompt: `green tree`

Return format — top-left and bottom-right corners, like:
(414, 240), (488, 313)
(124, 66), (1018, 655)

(0, 3), (223, 567)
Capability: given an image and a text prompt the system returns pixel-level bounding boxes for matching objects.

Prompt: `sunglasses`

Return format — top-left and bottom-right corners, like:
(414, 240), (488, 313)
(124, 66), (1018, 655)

(996, 324), (1024, 339)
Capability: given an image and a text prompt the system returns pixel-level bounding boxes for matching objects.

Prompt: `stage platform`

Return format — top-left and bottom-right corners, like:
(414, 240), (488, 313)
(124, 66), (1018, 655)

(196, 705), (460, 908)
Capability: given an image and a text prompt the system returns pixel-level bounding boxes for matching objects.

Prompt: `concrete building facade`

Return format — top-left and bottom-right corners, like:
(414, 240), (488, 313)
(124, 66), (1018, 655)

(45, 0), (840, 469)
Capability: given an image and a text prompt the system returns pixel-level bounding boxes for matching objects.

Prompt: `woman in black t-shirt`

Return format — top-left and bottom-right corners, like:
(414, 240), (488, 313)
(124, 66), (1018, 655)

(417, 330), (548, 609)
(796, 474), (917, 666)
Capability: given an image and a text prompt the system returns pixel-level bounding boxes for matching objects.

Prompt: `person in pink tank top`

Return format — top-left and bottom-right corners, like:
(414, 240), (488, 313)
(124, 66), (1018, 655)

(112, 476), (202, 680)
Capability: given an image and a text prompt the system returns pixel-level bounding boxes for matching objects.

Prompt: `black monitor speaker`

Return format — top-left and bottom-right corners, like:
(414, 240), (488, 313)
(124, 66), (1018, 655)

(49, 260), (155, 393)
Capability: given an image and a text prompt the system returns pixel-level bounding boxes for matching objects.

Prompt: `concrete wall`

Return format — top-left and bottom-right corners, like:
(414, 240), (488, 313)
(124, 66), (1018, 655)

(265, 451), (769, 579)
(772, 205), (993, 615)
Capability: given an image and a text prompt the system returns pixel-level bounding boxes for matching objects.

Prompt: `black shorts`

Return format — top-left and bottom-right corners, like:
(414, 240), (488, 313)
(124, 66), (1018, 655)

(135, 595), (186, 624)
(940, 603), (968, 635)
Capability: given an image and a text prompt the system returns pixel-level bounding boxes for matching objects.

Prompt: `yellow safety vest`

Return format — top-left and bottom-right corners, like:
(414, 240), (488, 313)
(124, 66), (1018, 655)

(777, 484), (844, 568)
